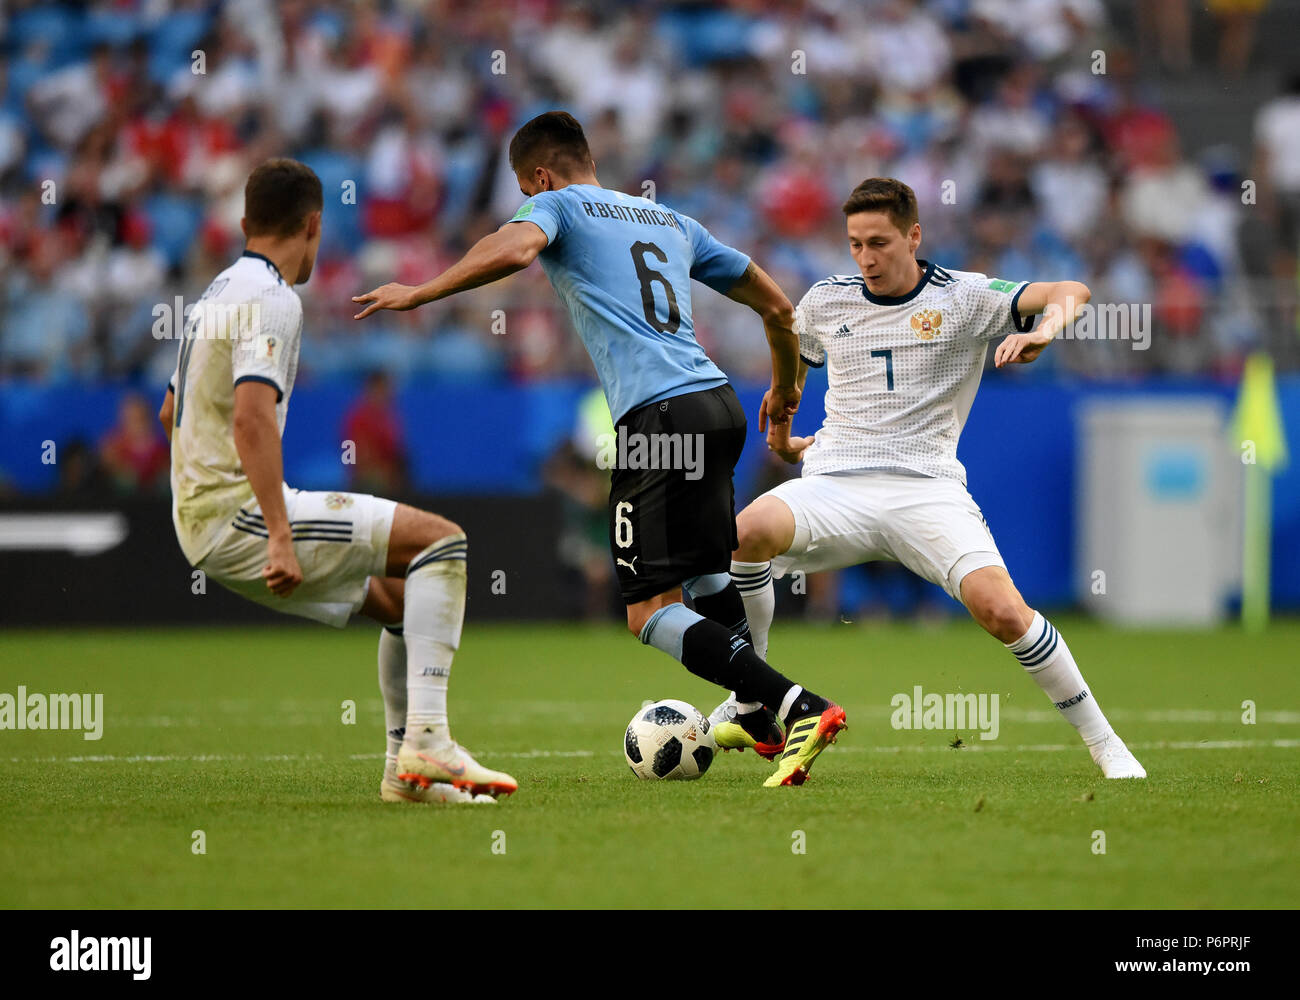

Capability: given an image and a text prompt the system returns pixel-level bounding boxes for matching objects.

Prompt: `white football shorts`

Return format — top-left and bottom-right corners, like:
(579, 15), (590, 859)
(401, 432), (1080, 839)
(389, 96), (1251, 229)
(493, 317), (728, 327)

(766, 470), (1005, 602)
(196, 485), (397, 627)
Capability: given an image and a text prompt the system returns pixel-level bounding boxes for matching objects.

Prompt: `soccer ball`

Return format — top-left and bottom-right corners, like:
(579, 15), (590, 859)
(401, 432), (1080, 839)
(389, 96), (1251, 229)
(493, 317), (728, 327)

(624, 699), (716, 780)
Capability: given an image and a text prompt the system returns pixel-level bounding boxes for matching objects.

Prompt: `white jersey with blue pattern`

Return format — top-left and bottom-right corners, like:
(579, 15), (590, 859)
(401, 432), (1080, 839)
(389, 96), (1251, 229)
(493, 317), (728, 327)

(794, 262), (1033, 483)
(168, 251), (303, 564)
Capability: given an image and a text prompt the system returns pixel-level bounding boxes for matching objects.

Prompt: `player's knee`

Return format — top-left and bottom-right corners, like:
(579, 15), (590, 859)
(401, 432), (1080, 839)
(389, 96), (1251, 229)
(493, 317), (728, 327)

(735, 507), (785, 562)
(416, 511), (463, 549)
(734, 515), (762, 559)
(626, 607), (650, 639)
(975, 599), (1031, 642)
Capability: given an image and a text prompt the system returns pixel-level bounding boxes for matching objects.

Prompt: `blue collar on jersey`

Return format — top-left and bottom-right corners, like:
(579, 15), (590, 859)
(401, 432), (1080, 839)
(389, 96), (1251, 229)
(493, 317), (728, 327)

(861, 259), (934, 306)
(241, 250), (285, 284)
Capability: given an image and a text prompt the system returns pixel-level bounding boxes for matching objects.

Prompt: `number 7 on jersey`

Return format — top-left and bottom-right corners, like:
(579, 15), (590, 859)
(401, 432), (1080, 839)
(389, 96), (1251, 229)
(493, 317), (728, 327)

(870, 348), (894, 391)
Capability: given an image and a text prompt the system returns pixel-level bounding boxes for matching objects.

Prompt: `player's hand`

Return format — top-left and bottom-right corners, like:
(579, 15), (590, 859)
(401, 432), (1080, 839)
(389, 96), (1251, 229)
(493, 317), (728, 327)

(352, 283), (420, 320)
(263, 534), (303, 597)
(994, 330), (1052, 367)
(762, 384), (801, 432)
(766, 419), (814, 464)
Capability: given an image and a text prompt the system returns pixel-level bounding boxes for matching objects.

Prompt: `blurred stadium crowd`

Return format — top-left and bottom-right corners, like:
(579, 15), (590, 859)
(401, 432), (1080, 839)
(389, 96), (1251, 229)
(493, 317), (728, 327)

(2, 0), (1298, 389)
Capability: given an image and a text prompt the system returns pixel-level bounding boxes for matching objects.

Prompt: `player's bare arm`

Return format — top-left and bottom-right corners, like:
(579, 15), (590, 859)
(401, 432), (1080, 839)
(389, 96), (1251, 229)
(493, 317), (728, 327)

(158, 387), (174, 444)
(232, 380), (302, 597)
(724, 260), (801, 425)
(763, 358), (815, 462)
(351, 222), (550, 319)
(993, 280), (1091, 368)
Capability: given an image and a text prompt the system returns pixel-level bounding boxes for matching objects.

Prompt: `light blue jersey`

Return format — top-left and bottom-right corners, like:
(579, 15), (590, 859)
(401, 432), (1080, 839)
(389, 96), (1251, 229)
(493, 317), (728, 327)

(507, 183), (750, 422)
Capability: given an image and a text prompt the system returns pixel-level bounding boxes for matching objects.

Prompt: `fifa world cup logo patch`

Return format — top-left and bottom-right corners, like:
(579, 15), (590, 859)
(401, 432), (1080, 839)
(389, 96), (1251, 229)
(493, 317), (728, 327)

(254, 333), (278, 360)
(910, 309), (942, 340)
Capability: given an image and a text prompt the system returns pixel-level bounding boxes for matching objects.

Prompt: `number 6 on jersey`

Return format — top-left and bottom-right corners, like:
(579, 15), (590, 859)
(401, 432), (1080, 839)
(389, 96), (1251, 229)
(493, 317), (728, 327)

(614, 501), (635, 548)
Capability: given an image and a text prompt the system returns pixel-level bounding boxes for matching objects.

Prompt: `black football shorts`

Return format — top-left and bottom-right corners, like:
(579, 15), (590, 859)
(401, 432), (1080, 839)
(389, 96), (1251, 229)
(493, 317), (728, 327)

(607, 383), (747, 604)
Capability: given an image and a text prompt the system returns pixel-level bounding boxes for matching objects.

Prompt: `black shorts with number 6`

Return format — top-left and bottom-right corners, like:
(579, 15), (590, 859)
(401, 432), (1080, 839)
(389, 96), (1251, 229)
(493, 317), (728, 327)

(608, 383), (747, 604)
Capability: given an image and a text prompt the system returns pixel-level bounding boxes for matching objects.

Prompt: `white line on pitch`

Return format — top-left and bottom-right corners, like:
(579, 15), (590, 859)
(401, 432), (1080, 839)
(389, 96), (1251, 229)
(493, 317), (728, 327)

(5, 739), (1298, 765)
(100, 707), (1300, 728)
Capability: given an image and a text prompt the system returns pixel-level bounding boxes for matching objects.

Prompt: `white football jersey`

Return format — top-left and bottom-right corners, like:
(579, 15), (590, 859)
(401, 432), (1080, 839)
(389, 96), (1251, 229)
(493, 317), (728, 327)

(168, 252), (303, 564)
(795, 261), (1033, 483)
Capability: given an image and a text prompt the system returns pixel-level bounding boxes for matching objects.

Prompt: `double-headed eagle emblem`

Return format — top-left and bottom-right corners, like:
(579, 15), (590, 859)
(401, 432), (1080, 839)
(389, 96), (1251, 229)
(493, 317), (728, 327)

(910, 309), (942, 340)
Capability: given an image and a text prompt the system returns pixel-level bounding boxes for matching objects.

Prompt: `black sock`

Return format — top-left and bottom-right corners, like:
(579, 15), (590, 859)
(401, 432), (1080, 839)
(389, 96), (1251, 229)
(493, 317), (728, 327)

(680, 618), (797, 710)
(781, 689), (830, 726)
(690, 581), (753, 644)
(736, 706), (784, 743)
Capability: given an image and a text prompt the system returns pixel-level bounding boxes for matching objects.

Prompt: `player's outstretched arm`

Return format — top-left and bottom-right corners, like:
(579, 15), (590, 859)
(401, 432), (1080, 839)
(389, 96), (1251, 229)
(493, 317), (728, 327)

(724, 260), (800, 425)
(352, 223), (550, 319)
(994, 280), (1090, 367)
(158, 387), (174, 444)
(232, 381), (302, 597)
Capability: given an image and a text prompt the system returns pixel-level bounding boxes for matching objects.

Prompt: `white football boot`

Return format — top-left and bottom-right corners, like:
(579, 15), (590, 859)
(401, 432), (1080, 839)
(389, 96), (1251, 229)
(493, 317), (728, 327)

(380, 760), (495, 804)
(1090, 733), (1147, 779)
(396, 726), (518, 798)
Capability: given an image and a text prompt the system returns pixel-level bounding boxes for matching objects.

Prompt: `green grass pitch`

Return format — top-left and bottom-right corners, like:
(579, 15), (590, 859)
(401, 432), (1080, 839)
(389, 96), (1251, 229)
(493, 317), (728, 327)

(2, 619), (1297, 909)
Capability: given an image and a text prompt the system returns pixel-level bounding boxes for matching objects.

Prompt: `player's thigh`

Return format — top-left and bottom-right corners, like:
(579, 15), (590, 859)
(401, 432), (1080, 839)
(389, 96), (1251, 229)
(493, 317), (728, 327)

(201, 489), (396, 627)
(881, 479), (1006, 600)
(735, 494), (797, 562)
(385, 503), (463, 577)
(765, 474), (891, 580)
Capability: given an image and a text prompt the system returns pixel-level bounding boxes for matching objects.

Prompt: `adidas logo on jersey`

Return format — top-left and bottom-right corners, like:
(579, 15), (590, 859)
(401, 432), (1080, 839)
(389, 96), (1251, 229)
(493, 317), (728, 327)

(833, 323), (852, 337)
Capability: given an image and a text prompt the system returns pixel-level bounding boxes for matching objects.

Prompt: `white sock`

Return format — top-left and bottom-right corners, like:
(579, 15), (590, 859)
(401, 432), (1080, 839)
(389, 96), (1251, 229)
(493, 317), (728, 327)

(377, 625), (406, 761)
(716, 694), (763, 719)
(403, 533), (467, 737)
(730, 560), (774, 661)
(777, 684), (803, 721)
(1006, 612), (1112, 746)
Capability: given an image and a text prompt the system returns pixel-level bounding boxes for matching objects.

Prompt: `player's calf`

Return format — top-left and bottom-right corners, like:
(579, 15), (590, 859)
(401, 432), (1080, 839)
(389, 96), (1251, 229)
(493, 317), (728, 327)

(381, 502), (504, 795)
(634, 594), (841, 785)
(728, 495), (794, 663)
(961, 566), (1146, 779)
(361, 577), (404, 626)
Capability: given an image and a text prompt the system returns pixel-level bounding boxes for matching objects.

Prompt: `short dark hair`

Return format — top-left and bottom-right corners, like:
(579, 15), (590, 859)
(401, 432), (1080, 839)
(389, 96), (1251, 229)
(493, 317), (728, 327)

(243, 158), (323, 239)
(508, 111), (592, 176)
(841, 178), (919, 235)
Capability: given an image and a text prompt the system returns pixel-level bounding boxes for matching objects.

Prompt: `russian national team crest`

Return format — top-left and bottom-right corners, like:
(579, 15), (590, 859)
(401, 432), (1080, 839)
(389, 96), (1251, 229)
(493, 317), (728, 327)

(323, 493), (354, 511)
(910, 308), (942, 340)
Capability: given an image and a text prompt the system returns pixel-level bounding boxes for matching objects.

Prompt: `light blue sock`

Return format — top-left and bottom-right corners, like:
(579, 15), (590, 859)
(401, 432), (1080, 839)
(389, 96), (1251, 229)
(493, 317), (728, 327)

(638, 603), (702, 662)
(683, 572), (730, 598)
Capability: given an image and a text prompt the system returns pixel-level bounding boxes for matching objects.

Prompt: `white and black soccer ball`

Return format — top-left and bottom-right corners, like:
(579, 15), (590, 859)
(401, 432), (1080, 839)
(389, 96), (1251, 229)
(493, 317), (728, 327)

(624, 699), (716, 780)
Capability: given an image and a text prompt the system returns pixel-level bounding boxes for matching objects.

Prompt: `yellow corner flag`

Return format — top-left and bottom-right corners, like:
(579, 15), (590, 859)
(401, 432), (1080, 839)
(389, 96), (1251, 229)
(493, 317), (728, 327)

(1232, 352), (1289, 631)
(1232, 353), (1288, 471)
